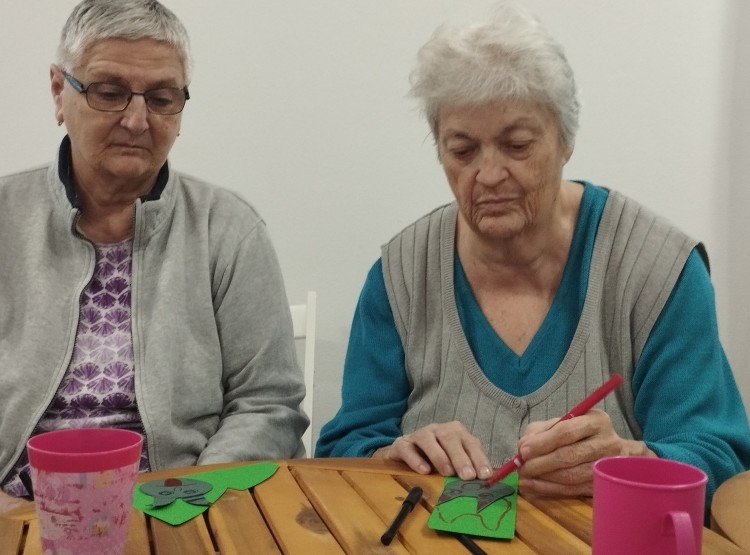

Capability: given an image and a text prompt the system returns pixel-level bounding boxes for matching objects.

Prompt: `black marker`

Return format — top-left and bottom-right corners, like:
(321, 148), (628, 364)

(19, 469), (34, 501)
(380, 486), (423, 545)
(456, 533), (488, 555)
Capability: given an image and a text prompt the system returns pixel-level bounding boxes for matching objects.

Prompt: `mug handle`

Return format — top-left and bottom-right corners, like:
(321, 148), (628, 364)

(665, 511), (697, 555)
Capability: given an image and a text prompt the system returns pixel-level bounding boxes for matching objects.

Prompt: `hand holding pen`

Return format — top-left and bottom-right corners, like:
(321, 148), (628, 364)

(486, 374), (625, 487)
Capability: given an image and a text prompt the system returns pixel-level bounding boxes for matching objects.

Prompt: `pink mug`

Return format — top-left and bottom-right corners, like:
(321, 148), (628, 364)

(27, 428), (143, 555)
(592, 456), (707, 555)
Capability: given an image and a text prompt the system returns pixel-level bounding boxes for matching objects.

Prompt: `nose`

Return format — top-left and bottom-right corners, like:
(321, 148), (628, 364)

(475, 148), (509, 186)
(119, 94), (149, 134)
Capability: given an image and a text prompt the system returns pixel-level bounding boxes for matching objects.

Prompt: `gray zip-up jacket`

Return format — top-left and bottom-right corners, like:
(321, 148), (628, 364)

(0, 139), (308, 481)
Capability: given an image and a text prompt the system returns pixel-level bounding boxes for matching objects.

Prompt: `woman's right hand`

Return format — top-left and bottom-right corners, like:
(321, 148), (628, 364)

(372, 421), (493, 481)
(0, 490), (32, 515)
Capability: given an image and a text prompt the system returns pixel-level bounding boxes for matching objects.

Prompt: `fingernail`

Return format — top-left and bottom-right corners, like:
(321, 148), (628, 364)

(478, 466), (492, 479)
(459, 466), (475, 480)
(441, 465), (453, 476)
(418, 463), (430, 473)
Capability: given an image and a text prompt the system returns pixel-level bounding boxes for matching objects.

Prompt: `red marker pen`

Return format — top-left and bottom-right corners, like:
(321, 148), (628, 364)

(485, 374), (624, 486)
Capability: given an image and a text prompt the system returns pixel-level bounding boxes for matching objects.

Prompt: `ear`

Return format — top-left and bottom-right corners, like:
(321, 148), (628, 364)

(50, 65), (65, 123)
(563, 144), (574, 164)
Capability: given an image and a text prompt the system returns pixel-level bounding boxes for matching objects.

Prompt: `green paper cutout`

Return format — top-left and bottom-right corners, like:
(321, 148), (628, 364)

(437, 479), (514, 512)
(427, 473), (518, 539)
(140, 477), (213, 507)
(133, 462), (278, 526)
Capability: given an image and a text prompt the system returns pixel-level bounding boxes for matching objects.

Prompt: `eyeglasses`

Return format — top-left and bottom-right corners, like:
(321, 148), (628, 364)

(62, 71), (190, 115)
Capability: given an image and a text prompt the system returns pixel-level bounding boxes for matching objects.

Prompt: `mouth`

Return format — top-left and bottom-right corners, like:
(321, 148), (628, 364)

(112, 143), (147, 151)
(474, 198), (517, 215)
(476, 197), (515, 206)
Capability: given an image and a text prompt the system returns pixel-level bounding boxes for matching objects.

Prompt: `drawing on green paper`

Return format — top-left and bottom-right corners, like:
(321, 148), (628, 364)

(427, 473), (517, 539)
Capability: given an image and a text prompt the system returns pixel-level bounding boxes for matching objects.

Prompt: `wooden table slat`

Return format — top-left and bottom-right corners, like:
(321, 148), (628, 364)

(515, 496), (590, 554)
(125, 508), (151, 555)
(523, 495), (593, 545)
(343, 470), (459, 554)
(21, 519), (41, 555)
(253, 465), (343, 554)
(392, 474), (443, 509)
(711, 470), (750, 552)
(150, 513), (215, 555)
(294, 466), (411, 554)
(207, 488), (281, 555)
(702, 528), (748, 554)
(0, 518), (24, 555)
(2, 505), (36, 522)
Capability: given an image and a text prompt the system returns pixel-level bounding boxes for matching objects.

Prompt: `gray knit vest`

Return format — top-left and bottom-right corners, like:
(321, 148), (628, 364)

(381, 191), (697, 466)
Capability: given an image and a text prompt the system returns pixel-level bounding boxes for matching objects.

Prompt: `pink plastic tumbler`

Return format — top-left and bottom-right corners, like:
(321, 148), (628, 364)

(27, 428), (143, 555)
(592, 456), (707, 555)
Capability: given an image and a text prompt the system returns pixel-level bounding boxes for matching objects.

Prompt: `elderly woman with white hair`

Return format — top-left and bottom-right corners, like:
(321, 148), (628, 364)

(0, 0), (308, 513)
(317, 4), (750, 507)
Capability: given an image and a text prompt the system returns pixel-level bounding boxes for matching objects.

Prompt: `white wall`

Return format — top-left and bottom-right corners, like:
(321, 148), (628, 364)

(1, 1), (747, 451)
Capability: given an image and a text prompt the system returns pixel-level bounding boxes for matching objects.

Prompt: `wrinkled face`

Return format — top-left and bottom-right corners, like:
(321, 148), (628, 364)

(51, 38), (185, 192)
(437, 100), (572, 242)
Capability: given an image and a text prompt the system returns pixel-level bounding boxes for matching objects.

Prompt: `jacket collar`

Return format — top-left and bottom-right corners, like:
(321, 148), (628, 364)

(56, 135), (169, 209)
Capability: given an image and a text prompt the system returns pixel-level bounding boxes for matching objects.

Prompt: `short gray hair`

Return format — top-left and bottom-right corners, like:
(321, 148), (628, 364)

(409, 2), (580, 149)
(57, 0), (193, 84)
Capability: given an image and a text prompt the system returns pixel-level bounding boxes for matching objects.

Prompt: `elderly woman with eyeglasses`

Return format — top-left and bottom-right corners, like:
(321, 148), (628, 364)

(317, 4), (750, 508)
(0, 0), (307, 513)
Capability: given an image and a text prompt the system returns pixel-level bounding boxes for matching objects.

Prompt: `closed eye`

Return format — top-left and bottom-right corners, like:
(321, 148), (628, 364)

(448, 146), (477, 161)
(505, 141), (533, 158)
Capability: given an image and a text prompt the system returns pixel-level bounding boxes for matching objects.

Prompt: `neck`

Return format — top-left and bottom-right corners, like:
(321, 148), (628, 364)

(74, 183), (139, 244)
(457, 181), (582, 291)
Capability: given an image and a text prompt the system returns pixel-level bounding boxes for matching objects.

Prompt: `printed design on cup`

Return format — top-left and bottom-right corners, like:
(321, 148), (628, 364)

(32, 463), (137, 551)
(140, 478), (213, 508)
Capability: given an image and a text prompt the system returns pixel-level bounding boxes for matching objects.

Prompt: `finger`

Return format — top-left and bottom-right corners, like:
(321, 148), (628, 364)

(520, 472), (594, 498)
(418, 426), (462, 477)
(437, 438), (478, 480)
(519, 461), (594, 497)
(521, 415), (623, 479)
(520, 416), (559, 438)
(462, 435), (493, 480)
(520, 414), (600, 464)
(382, 437), (433, 474)
(417, 421), (483, 478)
(432, 421), (494, 479)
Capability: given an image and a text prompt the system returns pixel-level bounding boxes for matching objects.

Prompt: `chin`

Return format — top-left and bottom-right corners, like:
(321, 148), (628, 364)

(104, 160), (155, 180)
(473, 216), (526, 240)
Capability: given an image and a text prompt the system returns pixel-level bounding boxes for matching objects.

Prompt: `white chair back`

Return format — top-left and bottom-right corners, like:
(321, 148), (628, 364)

(290, 291), (317, 457)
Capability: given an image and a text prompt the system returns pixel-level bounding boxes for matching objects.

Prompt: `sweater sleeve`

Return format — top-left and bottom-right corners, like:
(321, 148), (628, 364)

(315, 259), (410, 457)
(634, 249), (750, 503)
(198, 221), (308, 463)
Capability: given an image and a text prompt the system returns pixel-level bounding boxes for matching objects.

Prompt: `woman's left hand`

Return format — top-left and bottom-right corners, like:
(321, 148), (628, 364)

(372, 421), (494, 481)
(516, 409), (656, 497)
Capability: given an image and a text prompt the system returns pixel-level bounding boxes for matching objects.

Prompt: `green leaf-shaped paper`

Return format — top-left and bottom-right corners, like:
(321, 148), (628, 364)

(133, 462), (278, 526)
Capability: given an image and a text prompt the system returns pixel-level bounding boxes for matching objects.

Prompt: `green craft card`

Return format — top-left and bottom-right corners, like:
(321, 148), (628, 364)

(133, 461), (278, 526)
(427, 473), (518, 539)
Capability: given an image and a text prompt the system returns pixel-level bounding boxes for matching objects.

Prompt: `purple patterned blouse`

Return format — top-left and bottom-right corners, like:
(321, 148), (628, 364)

(2, 238), (150, 497)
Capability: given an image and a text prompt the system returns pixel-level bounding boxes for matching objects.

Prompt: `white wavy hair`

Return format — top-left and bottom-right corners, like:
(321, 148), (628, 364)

(409, 2), (580, 149)
(57, 0), (193, 84)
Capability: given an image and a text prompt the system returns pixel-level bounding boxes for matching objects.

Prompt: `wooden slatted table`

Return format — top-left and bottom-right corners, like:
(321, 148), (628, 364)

(1, 458), (744, 554)
(711, 469), (750, 553)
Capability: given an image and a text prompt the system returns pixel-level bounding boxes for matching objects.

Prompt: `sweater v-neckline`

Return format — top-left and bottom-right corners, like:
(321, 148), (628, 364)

(445, 182), (609, 397)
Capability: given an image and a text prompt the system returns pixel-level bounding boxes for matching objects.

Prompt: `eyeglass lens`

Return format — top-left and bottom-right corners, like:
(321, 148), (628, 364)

(86, 83), (187, 115)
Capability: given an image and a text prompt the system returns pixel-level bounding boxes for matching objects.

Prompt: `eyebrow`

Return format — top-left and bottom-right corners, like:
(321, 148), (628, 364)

(86, 72), (183, 89)
(443, 126), (543, 144)
(441, 116), (545, 140)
